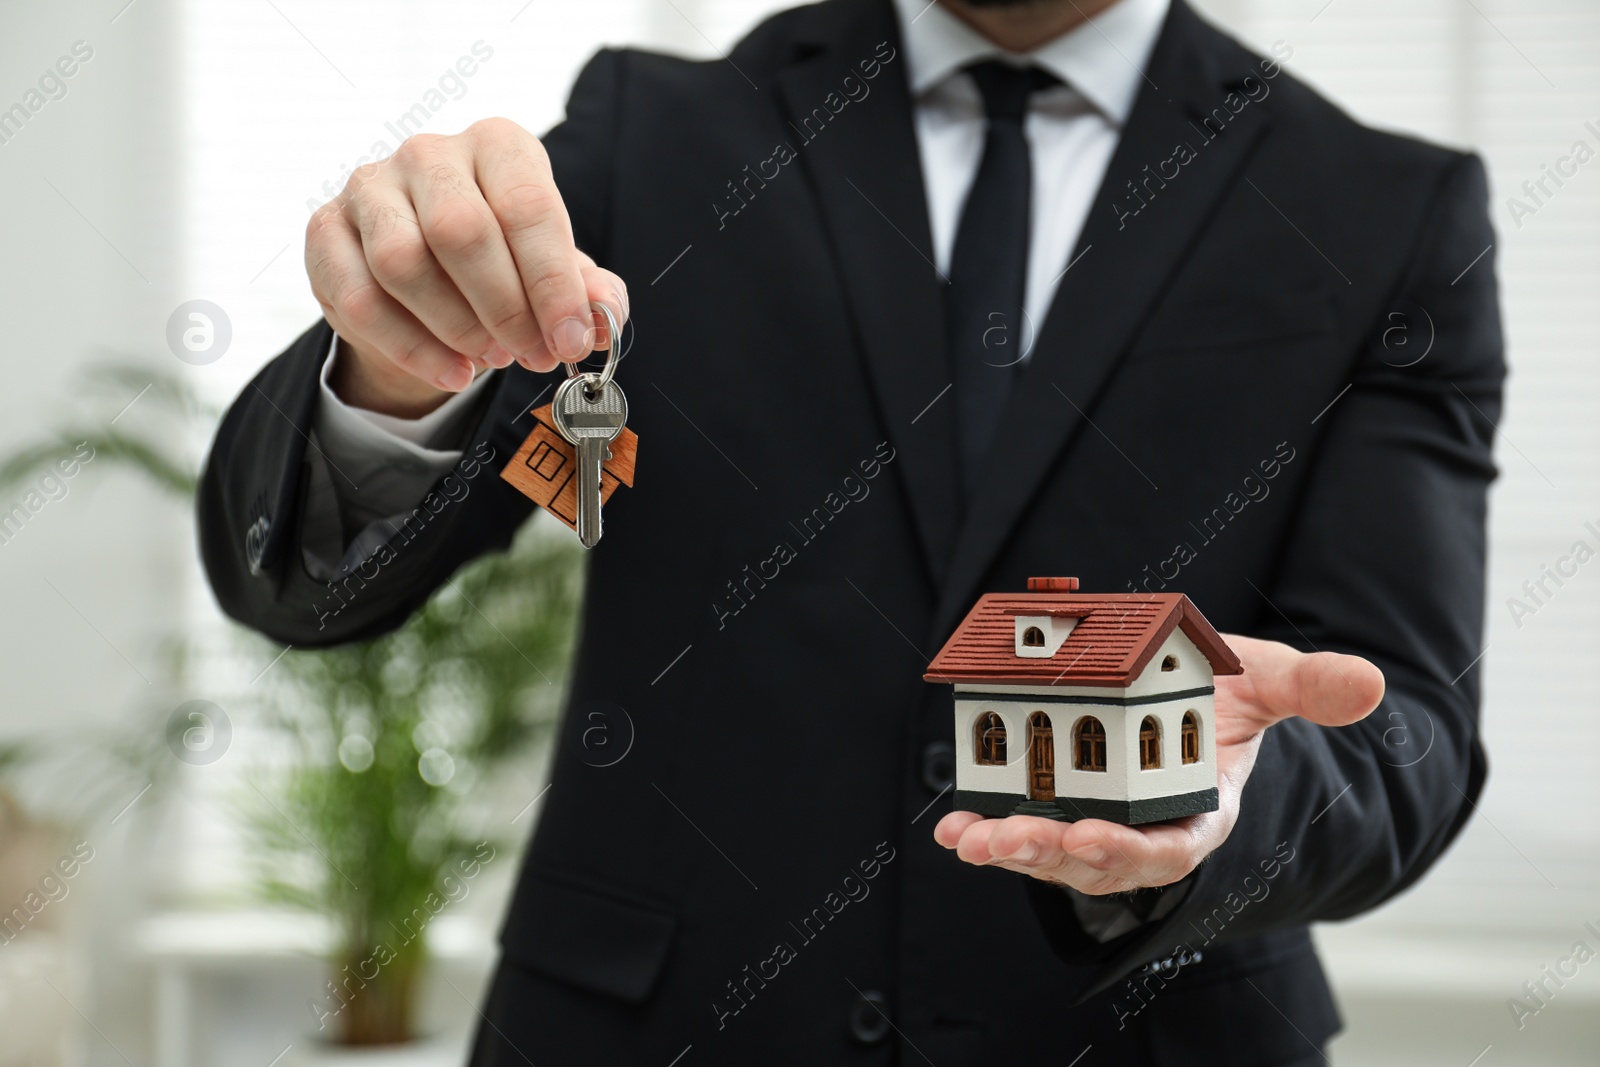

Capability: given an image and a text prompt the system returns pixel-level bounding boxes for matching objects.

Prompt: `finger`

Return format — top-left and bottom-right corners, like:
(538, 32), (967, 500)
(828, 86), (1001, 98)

(306, 206), (474, 392)
(579, 258), (629, 352)
(1223, 634), (1385, 729)
(950, 815), (1017, 867)
(933, 810), (984, 849)
(404, 138), (549, 369)
(512, 254), (627, 374)
(472, 119), (594, 363)
(345, 154), (497, 365)
(1297, 649), (1386, 726)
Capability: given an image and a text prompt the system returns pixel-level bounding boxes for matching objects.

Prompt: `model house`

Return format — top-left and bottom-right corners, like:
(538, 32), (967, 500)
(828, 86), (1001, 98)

(924, 577), (1244, 825)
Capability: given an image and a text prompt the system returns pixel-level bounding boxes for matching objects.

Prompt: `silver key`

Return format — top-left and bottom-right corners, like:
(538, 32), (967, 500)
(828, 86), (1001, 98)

(551, 373), (628, 548)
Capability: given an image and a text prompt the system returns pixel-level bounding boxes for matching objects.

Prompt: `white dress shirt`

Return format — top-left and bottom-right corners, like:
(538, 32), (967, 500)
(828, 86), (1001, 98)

(309, 0), (1171, 529)
(897, 0), (1168, 346)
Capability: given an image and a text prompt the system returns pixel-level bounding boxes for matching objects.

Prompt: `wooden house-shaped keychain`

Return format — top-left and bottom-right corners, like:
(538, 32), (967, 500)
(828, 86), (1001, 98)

(924, 577), (1244, 825)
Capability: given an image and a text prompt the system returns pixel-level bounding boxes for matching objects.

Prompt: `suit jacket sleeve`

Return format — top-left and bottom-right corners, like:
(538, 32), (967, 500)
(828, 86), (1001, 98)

(196, 49), (624, 646)
(1028, 151), (1506, 1002)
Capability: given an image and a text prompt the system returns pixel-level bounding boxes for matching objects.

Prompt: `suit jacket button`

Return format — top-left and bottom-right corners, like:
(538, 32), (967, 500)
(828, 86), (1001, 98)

(847, 990), (891, 1046)
(244, 515), (271, 576)
(921, 740), (955, 794)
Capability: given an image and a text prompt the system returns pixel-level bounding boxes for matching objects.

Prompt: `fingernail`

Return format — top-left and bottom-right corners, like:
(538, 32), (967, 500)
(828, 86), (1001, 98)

(1069, 845), (1108, 866)
(1011, 842), (1039, 864)
(554, 317), (590, 360)
(612, 284), (629, 318)
(483, 343), (514, 369)
(434, 362), (472, 392)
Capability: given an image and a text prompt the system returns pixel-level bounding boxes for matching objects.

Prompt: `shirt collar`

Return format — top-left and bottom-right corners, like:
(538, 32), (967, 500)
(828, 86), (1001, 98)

(889, 0), (1171, 125)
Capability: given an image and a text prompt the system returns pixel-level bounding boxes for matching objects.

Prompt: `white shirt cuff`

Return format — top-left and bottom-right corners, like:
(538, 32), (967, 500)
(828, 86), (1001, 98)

(310, 332), (494, 533)
(316, 332), (492, 452)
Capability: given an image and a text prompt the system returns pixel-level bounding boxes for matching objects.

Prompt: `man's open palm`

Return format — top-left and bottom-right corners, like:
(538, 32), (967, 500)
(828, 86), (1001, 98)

(932, 635), (1385, 894)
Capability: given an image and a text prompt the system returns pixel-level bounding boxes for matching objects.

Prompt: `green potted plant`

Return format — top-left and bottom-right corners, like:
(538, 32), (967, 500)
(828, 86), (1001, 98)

(1, 362), (581, 1048)
(250, 524), (579, 1046)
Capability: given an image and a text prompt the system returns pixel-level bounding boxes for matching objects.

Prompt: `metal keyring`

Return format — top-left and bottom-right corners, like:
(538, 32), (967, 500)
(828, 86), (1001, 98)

(565, 301), (623, 393)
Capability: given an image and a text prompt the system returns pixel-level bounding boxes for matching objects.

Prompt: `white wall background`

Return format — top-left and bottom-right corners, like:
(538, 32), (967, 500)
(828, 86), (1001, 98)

(0, 0), (1596, 1064)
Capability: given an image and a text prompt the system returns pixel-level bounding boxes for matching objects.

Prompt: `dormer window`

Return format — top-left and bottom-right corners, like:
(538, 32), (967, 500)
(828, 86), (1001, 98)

(1013, 615), (1076, 658)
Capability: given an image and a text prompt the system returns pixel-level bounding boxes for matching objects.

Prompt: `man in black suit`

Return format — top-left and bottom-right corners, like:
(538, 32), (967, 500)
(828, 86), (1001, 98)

(198, 0), (1502, 1062)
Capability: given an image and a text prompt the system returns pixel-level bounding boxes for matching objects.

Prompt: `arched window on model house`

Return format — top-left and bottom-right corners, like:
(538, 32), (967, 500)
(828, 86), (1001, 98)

(1073, 716), (1106, 772)
(1182, 710), (1201, 764)
(1139, 716), (1162, 770)
(974, 711), (1006, 765)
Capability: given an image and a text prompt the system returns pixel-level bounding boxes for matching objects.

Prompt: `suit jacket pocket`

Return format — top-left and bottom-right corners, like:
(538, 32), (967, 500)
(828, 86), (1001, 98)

(499, 868), (677, 1004)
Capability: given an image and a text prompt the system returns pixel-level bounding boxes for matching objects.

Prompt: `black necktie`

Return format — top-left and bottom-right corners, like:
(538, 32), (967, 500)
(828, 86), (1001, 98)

(947, 61), (1059, 494)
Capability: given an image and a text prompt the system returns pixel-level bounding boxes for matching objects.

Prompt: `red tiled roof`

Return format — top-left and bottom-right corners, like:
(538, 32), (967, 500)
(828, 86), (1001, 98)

(924, 591), (1243, 688)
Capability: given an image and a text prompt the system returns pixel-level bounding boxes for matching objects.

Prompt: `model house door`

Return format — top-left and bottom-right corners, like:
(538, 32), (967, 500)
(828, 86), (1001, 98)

(1028, 712), (1054, 801)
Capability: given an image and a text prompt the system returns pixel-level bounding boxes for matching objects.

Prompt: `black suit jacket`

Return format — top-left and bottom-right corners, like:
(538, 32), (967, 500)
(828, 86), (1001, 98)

(198, 1), (1504, 1063)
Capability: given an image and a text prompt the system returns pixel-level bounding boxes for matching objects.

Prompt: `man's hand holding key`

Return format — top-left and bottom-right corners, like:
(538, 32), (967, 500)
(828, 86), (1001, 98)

(306, 118), (629, 419)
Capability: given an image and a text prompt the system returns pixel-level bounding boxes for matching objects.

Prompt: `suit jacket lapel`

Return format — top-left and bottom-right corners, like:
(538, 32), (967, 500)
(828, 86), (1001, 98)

(935, 0), (1276, 637)
(776, 0), (963, 584)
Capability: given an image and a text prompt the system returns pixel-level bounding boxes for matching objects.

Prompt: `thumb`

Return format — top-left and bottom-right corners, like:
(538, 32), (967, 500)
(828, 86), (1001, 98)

(1224, 634), (1386, 729)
